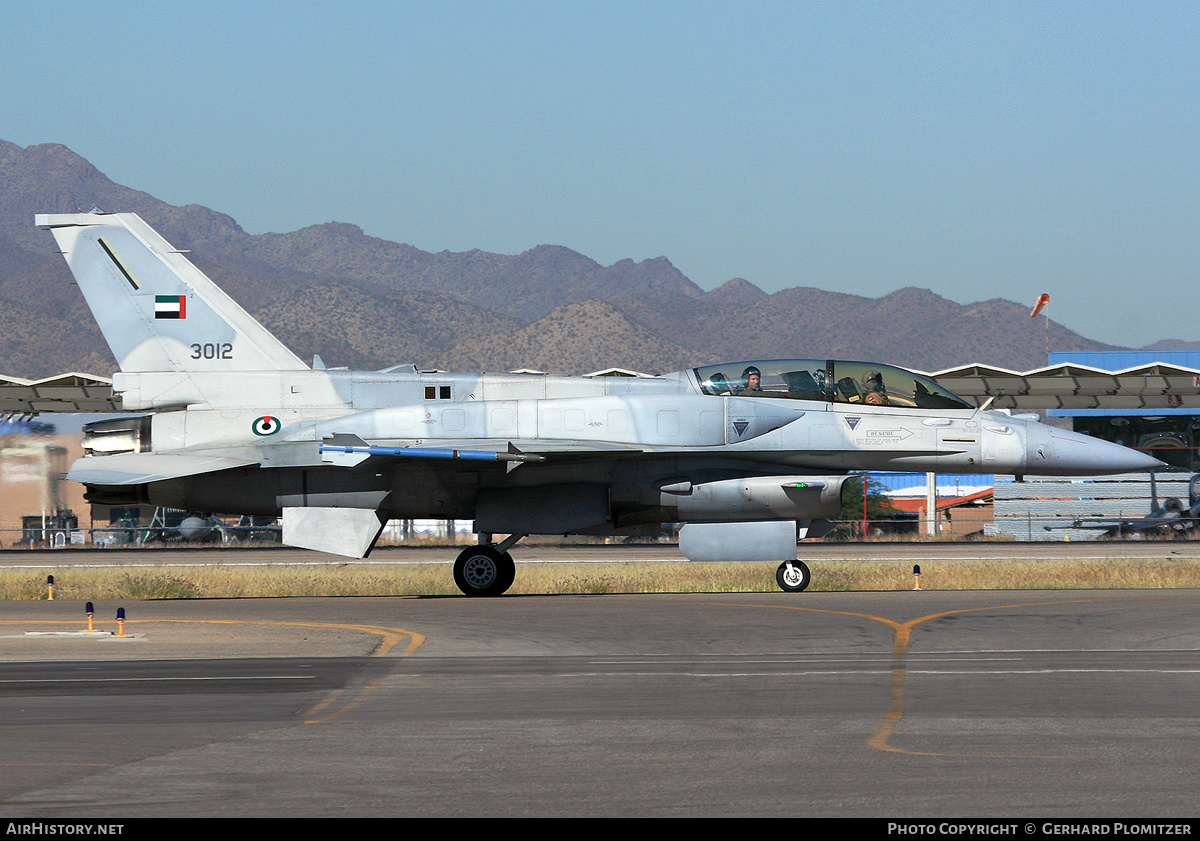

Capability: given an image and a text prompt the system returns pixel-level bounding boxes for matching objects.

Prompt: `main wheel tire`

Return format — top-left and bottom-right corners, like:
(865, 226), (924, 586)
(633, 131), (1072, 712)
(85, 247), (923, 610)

(454, 546), (516, 597)
(497, 550), (516, 593)
(776, 560), (811, 593)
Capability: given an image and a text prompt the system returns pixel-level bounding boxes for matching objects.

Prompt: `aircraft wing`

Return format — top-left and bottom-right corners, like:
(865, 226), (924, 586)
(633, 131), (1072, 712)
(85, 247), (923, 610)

(0, 373), (119, 415)
(315, 433), (871, 472)
(67, 452), (258, 485)
(318, 433), (642, 470)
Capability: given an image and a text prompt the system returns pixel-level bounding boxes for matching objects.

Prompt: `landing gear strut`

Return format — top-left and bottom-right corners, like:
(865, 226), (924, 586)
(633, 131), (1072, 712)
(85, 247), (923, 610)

(453, 533), (525, 597)
(775, 560), (811, 593)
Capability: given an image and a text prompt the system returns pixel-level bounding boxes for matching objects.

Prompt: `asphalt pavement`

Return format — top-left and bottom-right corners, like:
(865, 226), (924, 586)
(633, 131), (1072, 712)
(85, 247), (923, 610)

(1, 567), (1199, 817)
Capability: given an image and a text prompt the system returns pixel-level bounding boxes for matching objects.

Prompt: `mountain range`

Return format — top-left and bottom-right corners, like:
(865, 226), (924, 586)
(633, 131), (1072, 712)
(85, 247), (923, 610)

(0, 140), (1182, 379)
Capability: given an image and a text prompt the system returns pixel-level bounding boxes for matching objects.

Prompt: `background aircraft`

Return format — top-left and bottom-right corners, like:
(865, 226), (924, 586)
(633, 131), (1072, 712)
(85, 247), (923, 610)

(31, 212), (1163, 594)
(1041, 473), (1200, 539)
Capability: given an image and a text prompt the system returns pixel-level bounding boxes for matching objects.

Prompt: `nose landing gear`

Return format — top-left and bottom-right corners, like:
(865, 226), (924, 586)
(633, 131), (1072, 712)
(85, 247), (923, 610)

(775, 560), (811, 592)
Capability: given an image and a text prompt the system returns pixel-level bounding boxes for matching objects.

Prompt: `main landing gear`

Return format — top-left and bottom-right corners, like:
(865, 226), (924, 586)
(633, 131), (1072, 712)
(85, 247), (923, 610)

(775, 560), (811, 593)
(453, 535), (811, 596)
(453, 533), (526, 597)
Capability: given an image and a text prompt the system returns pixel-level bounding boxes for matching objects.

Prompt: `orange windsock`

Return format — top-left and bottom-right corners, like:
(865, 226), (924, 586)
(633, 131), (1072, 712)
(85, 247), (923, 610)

(1030, 293), (1050, 318)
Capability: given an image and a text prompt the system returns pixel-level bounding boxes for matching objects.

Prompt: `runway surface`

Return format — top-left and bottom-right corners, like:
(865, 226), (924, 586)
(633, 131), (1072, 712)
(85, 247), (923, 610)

(1, 545), (1199, 817)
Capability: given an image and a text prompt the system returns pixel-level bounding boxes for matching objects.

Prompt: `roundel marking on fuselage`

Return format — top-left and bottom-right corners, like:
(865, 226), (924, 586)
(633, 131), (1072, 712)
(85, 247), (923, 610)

(252, 416), (281, 436)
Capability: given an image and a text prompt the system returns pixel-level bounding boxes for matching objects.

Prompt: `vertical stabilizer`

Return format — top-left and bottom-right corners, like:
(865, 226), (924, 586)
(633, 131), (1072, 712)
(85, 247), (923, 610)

(37, 212), (307, 373)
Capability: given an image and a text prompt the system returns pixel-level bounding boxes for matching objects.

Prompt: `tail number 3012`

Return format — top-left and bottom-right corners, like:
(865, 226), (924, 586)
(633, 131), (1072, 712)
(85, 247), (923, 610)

(191, 342), (233, 360)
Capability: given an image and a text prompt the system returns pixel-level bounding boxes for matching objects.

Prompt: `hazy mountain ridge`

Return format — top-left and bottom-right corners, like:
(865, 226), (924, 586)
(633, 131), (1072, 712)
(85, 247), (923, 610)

(249, 225), (704, 319)
(0, 140), (1164, 378)
(435, 299), (723, 375)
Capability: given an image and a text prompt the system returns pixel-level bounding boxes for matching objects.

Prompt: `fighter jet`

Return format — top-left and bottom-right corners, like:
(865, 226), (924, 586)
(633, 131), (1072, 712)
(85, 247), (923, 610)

(1044, 473), (1200, 538)
(33, 212), (1164, 594)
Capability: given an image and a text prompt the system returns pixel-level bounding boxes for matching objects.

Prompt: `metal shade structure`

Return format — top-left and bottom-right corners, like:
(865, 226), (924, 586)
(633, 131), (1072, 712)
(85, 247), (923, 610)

(0, 373), (118, 418)
(5, 362), (1200, 417)
(928, 362), (1200, 412)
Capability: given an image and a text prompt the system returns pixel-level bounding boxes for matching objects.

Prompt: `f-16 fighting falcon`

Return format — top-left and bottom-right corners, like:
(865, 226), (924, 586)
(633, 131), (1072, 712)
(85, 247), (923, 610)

(32, 212), (1163, 595)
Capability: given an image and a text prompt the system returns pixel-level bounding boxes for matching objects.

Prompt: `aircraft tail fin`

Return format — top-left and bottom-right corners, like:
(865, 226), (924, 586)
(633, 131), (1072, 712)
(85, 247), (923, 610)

(37, 212), (307, 373)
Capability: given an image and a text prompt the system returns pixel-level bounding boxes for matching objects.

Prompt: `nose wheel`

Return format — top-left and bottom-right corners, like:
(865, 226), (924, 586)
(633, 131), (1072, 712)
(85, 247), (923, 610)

(453, 545), (517, 597)
(776, 560), (811, 592)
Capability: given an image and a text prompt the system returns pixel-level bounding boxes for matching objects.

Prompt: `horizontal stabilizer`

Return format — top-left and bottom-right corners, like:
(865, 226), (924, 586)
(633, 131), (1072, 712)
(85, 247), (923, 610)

(68, 452), (257, 485)
(282, 507), (385, 558)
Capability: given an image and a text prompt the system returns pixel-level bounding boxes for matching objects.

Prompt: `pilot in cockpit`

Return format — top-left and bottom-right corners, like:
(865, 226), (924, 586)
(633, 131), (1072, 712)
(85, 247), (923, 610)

(863, 369), (889, 405)
(738, 366), (762, 394)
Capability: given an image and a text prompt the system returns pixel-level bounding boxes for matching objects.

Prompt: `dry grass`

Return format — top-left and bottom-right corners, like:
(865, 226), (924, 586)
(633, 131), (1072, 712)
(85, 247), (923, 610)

(3, 556), (1200, 599)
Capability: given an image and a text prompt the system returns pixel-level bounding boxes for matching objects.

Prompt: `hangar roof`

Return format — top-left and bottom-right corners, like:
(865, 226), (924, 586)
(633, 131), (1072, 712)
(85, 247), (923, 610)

(928, 362), (1200, 412)
(0, 373), (118, 417)
(2, 362), (1200, 416)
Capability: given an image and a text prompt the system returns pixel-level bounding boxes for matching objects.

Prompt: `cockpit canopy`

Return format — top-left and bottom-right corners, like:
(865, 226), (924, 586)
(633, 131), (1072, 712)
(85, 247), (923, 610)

(694, 359), (974, 410)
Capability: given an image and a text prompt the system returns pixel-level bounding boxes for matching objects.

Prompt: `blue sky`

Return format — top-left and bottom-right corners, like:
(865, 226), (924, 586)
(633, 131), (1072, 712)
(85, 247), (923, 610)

(3, 1), (1197, 348)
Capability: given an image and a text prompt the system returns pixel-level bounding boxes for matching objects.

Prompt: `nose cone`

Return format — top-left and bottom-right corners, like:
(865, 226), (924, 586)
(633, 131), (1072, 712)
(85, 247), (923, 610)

(1026, 424), (1166, 475)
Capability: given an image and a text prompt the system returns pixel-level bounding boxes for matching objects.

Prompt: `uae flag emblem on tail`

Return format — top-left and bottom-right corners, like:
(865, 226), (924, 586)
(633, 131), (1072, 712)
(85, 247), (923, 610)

(155, 295), (186, 319)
